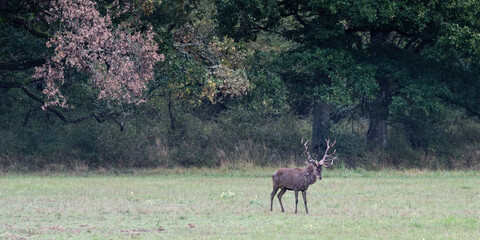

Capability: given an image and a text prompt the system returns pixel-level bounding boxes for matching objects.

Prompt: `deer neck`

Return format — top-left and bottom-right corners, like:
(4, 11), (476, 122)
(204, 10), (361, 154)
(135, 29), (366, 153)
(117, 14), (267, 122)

(303, 165), (317, 186)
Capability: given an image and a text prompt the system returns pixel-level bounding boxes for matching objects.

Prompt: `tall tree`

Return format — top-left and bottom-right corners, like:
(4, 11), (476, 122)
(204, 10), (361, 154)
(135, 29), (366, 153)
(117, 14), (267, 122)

(216, 0), (480, 151)
(1, 0), (162, 128)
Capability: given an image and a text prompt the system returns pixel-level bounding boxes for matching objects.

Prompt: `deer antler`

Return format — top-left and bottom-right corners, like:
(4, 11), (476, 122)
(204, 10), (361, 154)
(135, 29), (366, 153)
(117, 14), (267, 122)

(302, 138), (316, 164)
(318, 139), (336, 167)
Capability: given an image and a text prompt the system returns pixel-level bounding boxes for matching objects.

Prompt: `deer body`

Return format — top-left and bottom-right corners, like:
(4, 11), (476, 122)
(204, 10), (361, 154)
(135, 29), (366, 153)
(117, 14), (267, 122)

(270, 165), (319, 213)
(273, 165), (318, 191)
(270, 139), (336, 214)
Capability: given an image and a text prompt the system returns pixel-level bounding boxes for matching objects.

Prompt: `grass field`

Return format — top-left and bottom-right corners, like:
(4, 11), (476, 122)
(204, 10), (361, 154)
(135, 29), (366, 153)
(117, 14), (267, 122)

(1, 168), (479, 239)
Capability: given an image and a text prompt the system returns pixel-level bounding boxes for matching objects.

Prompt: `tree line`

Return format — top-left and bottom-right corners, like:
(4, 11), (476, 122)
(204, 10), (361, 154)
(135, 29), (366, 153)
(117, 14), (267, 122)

(1, 0), (480, 171)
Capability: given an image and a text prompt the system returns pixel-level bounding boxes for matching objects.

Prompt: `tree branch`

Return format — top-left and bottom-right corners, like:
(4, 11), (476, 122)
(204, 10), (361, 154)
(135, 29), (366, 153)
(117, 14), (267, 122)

(111, 116), (124, 131)
(413, 39), (433, 54)
(18, 85), (124, 129)
(2, 75), (125, 130)
(173, 43), (218, 65)
(405, 37), (419, 51)
(0, 59), (46, 71)
(8, 14), (50, 39)
(439, 95), (480, 118)
(0, 77), (36, 88)
(279, 2), (309, 27)
(0, 80), (23, 88)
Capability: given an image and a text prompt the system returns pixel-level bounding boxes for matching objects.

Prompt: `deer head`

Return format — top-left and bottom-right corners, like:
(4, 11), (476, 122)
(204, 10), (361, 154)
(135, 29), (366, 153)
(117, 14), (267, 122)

(302, 138), (336, 180)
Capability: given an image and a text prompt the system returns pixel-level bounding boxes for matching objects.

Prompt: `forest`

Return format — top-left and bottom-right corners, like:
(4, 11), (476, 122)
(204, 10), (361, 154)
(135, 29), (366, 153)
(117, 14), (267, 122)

(2, 0), (480, 171)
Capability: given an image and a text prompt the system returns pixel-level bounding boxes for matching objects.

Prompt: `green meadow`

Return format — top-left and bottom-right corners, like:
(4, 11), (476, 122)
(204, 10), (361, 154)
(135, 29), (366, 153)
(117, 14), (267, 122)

(1, 169), (479, 239)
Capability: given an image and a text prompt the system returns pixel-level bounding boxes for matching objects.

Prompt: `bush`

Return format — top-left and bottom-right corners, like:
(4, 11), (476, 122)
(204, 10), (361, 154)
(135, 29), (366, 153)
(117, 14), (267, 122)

(2, 91), (480, 171)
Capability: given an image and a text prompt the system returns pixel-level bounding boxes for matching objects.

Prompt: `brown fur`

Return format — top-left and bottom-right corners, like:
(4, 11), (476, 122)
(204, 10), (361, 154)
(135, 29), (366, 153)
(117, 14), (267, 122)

(270, 163), (322, 214)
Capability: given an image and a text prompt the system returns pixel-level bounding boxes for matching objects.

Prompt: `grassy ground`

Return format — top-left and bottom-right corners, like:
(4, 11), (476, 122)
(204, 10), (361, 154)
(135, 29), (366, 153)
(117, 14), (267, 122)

(0, 168), (479, 239)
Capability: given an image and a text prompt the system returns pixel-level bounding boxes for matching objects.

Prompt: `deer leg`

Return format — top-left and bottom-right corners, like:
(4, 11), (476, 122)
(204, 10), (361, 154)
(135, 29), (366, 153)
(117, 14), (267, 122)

(270, 186), (280, 211)
(302, 190), (308, 214)
(277, 188), (287, 212)
(294, 190), (299, 214)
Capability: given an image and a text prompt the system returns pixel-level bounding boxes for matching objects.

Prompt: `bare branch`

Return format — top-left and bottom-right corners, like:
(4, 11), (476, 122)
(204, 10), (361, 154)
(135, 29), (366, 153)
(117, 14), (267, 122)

(439, 95), (480, 118)
(111, 116), (124, 132)
(17, 85), (124, 130)
(0, 77), (37, 88)
(0, 59), (46, 71)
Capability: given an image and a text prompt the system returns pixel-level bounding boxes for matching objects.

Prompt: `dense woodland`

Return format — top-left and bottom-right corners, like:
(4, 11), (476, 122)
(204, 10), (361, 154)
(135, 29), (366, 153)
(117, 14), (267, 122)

(1, 0), (480, 171)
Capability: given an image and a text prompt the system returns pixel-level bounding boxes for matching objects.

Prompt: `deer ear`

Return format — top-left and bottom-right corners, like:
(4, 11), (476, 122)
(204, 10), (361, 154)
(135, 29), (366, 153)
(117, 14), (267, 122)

(308, 159), (316, 165)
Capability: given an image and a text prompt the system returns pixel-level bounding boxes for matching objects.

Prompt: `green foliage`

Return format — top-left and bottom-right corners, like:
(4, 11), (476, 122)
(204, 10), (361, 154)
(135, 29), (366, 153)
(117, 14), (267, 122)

(215, 0), (280, 41)
(216, 0), (480, 156)
(3, 0), (480, 171)
(0, 22), (46, 62)
(239, 70), (289, 115)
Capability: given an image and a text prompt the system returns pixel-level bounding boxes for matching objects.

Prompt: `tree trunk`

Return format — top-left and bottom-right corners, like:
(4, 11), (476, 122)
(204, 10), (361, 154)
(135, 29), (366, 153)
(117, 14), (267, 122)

(367, 112), (387, 149)
(164, 89), (176, 131)
(367, 31), (390, 149)
(367, 74), (390, 149)
(312, 98), (330, 156)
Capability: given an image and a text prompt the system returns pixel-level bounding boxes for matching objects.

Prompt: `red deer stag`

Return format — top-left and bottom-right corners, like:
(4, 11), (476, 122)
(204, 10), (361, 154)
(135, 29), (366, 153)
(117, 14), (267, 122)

(270, 139), (336, 213)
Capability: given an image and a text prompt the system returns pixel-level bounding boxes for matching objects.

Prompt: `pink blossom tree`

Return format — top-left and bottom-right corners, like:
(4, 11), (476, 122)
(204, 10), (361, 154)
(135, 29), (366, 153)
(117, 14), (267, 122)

(33, 0), (163, 109)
